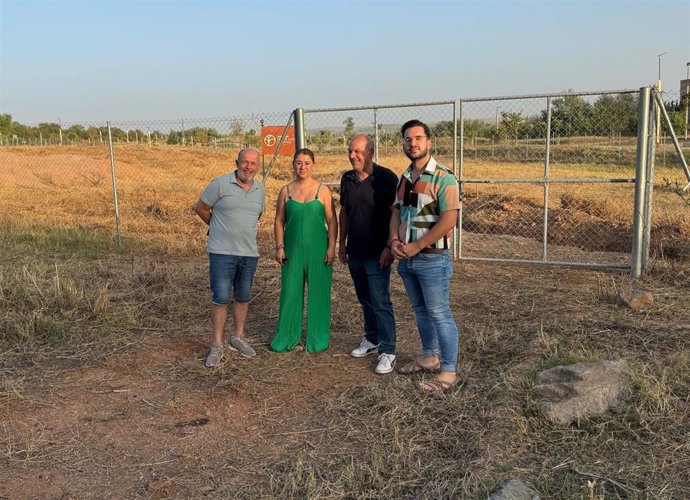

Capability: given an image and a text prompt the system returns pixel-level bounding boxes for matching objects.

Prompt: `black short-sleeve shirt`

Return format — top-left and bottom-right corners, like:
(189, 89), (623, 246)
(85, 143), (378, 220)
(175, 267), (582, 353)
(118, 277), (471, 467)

(339, 164), (399, 258)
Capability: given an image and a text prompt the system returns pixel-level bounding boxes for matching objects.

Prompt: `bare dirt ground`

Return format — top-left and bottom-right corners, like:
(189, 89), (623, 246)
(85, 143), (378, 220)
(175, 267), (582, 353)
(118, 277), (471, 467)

(1, 256), (416, 498)
(2, 250), (690, 498)
(2, 145), (689, 498)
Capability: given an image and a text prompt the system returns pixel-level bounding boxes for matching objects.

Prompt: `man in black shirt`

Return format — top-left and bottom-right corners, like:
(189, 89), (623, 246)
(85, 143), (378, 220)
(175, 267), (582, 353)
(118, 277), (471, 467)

(339, 134), (399, 374)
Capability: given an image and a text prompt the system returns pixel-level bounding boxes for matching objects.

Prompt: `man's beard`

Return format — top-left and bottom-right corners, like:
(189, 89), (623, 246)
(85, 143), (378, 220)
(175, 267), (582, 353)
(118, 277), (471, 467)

(237, 172), (252, 183)
(404, 147), (429, 161)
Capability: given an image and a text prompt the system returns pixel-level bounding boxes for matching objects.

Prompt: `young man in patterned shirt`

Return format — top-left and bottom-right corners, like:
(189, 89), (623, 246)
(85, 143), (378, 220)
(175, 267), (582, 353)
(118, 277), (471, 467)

(389, 119), (461, 393)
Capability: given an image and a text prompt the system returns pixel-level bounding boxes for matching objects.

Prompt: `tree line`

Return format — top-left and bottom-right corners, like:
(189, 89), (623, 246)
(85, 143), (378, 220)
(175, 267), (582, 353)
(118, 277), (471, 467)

(309, 93), (689, 152)
(0, 114), (261, 147)
(1, 92), (687, 147)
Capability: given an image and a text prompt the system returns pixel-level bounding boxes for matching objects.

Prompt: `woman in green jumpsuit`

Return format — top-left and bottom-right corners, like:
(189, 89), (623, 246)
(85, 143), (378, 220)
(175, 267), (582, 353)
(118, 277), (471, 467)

(272, 148), (337, 352)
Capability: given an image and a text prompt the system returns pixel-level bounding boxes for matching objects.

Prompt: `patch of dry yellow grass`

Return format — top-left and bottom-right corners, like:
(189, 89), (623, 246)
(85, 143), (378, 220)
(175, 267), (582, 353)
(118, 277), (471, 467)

(2, 144), (688, 255)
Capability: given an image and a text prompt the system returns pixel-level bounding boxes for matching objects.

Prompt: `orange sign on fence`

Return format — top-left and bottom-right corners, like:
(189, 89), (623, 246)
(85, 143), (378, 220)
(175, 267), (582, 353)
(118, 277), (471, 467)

(261, 126), (295, 156)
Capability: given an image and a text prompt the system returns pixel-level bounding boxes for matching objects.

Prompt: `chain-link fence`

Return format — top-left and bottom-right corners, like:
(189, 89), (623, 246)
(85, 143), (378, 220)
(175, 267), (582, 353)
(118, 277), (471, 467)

(0, 112), (291, 254)
(302, 88), (688, 272)
(2, 87), (688, 271)
(303, 102), (457, 182)
(458, 90), (641, 268)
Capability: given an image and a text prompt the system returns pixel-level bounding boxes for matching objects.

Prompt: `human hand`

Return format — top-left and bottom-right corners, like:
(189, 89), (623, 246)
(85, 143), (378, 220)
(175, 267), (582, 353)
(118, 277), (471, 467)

(401, 242), (420, 259)
(325, 247), (336, 266)
(379, 247), (393, 268)
(390, 239), (407, 260)
(275, 247), (287, 265)
(338, 245), (348, 265)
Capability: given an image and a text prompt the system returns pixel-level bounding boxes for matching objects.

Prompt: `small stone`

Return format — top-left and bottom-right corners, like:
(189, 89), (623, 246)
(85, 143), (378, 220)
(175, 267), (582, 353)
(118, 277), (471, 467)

(535, 360), (631, 424)
(618, 285), (653, 310)
(489, 479), (540, 500)
(148, 478), (175, 496)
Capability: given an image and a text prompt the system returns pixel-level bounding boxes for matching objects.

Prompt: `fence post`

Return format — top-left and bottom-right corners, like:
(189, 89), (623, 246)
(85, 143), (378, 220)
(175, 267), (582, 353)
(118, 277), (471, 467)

(373, 108), (379, 163)
(107, 122), (123, 247)
(454, 100), (461, 260)
(631, 87), (651, 278)
(542, 96), (553, 261)
(294, 108), (305, 150)
(642, 94), (658, 271)
(263, 112), (295, 181)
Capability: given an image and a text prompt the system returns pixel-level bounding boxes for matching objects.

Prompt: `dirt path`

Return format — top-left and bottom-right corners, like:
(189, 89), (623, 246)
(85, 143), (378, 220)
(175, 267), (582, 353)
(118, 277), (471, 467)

(2, 323), (390, 498)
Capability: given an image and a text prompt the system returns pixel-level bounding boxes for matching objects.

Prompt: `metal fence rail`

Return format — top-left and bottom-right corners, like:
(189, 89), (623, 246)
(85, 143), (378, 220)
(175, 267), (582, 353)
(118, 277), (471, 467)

(3, 87), (688, 275)
(299, 88), (670, 273)
(0, 111), (290, 254)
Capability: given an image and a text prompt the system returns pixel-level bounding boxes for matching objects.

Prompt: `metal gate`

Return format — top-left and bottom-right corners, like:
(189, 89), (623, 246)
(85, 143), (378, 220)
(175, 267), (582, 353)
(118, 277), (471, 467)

(295, 87), (672, 276)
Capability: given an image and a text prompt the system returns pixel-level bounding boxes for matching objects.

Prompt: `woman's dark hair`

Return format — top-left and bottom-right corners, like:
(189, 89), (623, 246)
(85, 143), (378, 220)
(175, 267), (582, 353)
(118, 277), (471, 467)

(293, 148), (315, 163)
(401, 119), (431, 139)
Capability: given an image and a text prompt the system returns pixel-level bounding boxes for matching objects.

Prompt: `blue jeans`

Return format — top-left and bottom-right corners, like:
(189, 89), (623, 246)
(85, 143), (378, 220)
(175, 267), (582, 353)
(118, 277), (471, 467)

(348, 256), (396, 354)
(209, 253), (258, 305)
(397, 251), (458, 373)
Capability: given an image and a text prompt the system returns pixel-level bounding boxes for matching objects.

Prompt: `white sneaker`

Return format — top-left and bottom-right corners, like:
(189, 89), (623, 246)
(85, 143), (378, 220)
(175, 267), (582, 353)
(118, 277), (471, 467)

(350, 338), (380, 358)
(375, 353), (396, 374)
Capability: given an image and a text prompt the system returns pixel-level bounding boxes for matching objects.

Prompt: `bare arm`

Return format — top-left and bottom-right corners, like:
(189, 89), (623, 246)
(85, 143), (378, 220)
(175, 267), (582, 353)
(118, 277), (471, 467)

(322, 187), (338, 265)
(389, 207), (406, 259)
(401, 209), (458, 258)
(274, 186), (288, 264)
(338, 206), (348, 264)
(194, 199), (212, 225)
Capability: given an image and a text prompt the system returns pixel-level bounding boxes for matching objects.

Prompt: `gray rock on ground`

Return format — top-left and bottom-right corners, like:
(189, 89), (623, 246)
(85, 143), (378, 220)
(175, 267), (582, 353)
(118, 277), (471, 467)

(617, 284), (653, 310)
(535, 360), (631, 424)
(489, 479), (540, 500)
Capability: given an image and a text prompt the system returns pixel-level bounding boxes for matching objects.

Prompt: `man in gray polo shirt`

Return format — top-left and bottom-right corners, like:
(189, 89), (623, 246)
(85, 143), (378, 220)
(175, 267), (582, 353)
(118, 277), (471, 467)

(194, 148), (266, 367)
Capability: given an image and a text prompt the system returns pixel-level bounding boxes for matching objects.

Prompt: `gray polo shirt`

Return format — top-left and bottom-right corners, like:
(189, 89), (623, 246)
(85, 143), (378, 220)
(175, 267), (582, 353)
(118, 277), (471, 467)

(200, 171), (265, 257)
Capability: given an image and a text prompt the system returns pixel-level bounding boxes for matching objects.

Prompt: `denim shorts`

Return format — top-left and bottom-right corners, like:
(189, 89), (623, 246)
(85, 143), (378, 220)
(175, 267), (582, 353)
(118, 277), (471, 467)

(209, 253), (259, 305)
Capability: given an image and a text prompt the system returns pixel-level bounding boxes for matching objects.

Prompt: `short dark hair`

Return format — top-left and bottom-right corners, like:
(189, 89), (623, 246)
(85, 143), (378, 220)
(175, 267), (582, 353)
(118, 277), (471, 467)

(293, 148), (315, 163)
(401, 119), (431, 139)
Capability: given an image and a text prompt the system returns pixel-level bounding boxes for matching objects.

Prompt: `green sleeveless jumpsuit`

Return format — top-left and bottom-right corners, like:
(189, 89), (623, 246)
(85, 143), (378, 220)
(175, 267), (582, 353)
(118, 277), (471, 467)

(271, 184), (333, 352)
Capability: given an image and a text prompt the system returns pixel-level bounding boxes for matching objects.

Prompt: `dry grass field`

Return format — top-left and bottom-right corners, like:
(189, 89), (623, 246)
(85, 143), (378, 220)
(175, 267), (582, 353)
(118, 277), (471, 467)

(1, 144), (689, 498)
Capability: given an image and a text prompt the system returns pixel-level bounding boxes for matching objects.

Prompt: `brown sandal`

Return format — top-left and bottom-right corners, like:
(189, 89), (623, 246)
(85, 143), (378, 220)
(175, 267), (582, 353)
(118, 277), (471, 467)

(419, 377), (458, 394)
(397, 359), (441, 374)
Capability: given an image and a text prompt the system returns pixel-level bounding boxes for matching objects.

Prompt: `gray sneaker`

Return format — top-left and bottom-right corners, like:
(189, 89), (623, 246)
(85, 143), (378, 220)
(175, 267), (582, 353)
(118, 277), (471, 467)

(205, 344), (223, 367)
(228, 336), (256, 358)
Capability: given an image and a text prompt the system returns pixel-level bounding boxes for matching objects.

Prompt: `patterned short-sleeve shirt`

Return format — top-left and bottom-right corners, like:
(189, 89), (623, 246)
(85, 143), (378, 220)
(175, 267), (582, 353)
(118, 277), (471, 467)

(393, 157), (460, 249)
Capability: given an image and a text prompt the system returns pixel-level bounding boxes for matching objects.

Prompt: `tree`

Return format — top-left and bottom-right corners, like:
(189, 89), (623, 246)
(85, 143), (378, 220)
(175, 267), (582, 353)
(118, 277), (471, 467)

(167, 130), (181, 145)
(593, 93), (638, 137)
(500, 111), (525, 143)
(343, 116), (355, 142)
(463, 119), (489, 145)
(244, 130), (260, 148)
(433, 120), (454, 138)
(311, 129), (336, 152)
(37, 122), (61, 141)
(65, 124), (88, 141)
(230, 119), (244, 136)
(522, 116), (546, 139)
(547, 94), (595, 137)
(0, 113), (12, 134)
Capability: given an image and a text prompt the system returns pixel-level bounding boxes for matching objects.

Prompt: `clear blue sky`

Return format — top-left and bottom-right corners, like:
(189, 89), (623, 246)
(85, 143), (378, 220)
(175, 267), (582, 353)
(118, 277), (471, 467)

(1, 0), (688, 124)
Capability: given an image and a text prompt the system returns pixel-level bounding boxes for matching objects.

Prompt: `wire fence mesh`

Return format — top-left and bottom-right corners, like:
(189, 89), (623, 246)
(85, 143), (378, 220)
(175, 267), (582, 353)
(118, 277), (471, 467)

(459, 91), (639, 266)
(0, 112), (290, 254)
(302, 89), (684, 268)
(2, 88), (688, 268)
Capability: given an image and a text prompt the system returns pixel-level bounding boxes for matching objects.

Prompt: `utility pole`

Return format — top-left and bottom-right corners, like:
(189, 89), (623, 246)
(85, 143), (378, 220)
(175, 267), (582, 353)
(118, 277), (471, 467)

(685, 62), (690, 142)
(656, 52), (668, 144)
